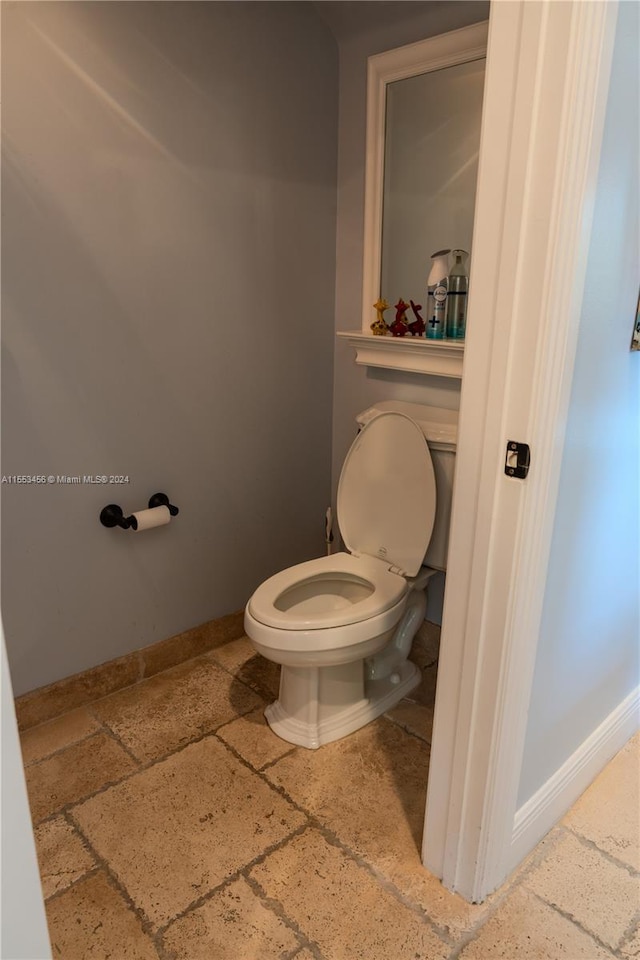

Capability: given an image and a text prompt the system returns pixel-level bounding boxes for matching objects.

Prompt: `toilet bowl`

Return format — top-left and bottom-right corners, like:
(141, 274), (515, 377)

(244, 403), (457, 749)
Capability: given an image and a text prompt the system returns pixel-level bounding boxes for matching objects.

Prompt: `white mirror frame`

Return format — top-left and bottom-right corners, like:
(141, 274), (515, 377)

(342, 21), (488, 378)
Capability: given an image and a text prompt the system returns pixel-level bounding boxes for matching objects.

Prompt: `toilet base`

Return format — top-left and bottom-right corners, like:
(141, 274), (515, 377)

(264, 659), (421, 750)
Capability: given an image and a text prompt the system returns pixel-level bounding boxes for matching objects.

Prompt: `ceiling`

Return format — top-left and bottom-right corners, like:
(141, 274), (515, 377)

(311, 1), (436, 41)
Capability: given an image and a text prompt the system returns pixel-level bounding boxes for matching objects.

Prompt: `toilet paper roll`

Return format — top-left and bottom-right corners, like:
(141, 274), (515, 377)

(131, 505), (171, 532)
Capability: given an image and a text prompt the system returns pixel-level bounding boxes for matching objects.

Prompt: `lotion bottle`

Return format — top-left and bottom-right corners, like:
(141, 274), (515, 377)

(426, 249), (450, 339)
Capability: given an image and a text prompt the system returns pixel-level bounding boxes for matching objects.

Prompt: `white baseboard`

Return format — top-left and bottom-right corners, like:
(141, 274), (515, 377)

(510, 686), (640, 869)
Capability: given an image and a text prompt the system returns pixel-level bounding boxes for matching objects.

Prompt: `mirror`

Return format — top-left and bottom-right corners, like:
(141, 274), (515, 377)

(361, 22), (488, 336)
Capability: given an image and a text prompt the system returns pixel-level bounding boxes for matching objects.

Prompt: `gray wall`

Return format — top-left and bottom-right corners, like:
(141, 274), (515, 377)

(517, 0), (639, 806)
(331, 1), (489, 617)
(1, 1), (338, 695)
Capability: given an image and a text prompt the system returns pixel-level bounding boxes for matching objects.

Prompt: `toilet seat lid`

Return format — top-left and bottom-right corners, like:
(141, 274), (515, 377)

(337, 412), (436, 577)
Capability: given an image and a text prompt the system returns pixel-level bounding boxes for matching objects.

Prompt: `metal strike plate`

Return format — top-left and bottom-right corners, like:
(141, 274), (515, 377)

(505, 441), (530, 479)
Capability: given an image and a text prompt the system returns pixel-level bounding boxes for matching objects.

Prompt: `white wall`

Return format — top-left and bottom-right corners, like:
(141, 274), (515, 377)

(1, 1), (338, 695)
(1, 629), (52, 959)
(517, 0), (639, 806)
(331, 1), (489, 618)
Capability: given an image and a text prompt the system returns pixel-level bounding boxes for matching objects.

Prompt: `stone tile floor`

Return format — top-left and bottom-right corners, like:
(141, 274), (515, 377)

(21, 626), (640, 959)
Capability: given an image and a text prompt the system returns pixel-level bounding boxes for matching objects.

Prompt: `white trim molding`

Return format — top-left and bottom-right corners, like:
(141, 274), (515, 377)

(354, 21), (488, 373)
(423, 0), (619, 902)
(336, 331), (464, 378)
(511, 688), (640, 868)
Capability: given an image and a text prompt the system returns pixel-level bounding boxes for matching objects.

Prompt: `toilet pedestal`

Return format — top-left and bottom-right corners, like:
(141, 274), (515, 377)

(265, 657), (421, 750)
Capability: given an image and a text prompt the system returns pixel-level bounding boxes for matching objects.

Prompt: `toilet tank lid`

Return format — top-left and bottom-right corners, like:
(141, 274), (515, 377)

(356, 401), (457, 450)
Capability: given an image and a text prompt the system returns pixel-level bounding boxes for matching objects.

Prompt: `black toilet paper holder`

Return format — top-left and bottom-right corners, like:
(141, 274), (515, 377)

(99, 492), (179, 531)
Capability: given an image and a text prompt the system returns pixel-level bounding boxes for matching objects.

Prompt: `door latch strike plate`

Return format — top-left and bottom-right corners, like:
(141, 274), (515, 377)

(505, 441), (530, 479)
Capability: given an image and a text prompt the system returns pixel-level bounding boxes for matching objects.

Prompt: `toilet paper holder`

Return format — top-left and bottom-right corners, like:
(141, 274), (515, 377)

(100, 492), (179, 531)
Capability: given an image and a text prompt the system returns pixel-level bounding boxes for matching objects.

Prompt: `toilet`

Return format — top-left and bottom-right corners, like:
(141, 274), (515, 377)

(244, 400), (457, 749)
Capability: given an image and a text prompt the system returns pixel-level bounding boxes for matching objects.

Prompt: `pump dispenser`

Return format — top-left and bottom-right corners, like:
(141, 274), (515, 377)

(446, 249), (469, 339)
(426, 249), (450, 339)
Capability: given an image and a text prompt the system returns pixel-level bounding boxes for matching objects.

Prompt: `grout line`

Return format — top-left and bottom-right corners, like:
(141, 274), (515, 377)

(445, 827), (569, 959)
(26, 647), (226, 739)
(155, 823), (311, 941)
(243, 871), (325, 960)
(136, 650), (145, 683)
(557, 822), (640, 877)
(447, 811), (640, 960)
(28, 724), (238, 827)
(304, 818), (456, 950)
(286, 947), (325, 960)
(30, 765), (142, 829)
(90, 714), (145, 767)
(17, 673), (147, 735)
(259, 745), (299, 772)
(211, 704), (301, 772)
(40, 864), (102, 906)
(381, 709), (433, 746)
(526, 885), (624, 956)
(63, 809), (162, 952)
(213, 733), (455, 949)
(21, 728), (106, 770)
(212, 733), (313, 820)
(614, 910), (640, 957)
(44, 811), (104, 901)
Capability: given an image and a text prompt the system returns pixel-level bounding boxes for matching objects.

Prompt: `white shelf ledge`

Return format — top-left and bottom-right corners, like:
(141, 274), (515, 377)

(337, 331), (464, 379)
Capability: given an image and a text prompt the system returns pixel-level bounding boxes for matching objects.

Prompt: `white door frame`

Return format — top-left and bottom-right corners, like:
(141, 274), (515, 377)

(1, 627), (52, 958)
(423, 0), (619, 901)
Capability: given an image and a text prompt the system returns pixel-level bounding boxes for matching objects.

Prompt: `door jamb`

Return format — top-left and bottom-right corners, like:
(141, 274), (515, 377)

(422, 0), (619, 902)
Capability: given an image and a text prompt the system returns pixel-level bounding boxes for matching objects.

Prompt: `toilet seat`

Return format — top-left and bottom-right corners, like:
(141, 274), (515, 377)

(247, 552), (407, 631)
(248, 412), (436, 639)
(338, 412), (436, 577)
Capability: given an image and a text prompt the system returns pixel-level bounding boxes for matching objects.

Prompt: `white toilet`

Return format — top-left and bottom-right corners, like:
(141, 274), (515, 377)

(244, 400), (457, 749)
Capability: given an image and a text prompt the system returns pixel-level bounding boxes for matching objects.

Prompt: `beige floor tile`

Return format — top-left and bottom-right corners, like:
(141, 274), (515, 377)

(250, 828), (450, 960)
(384, 661), (437, 742)
(45, 871), (158, 960)
(217, 707), (294, 769)
(458, 887), (613, 959)
(24, 634), (638, 960)
(413, 619), (441, 665)
(25, 731), (138, 822)
(563, 733), (640, 871)
(620, 921), (640, 957)
(264, 718), (491, 939)
(34, 816), (95, 899)
(91, 656), (262, 763)
(20, 707), (101, 766)
(209, 636), (281, 701)
(162, 876), (300, 959)
(524, 830), (639, 949)
(72, 736), (306, 929)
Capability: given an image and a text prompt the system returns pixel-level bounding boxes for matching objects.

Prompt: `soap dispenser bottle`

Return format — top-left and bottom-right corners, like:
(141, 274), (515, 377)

(446, 249), (469, 339)
(426, 249), (451, 339)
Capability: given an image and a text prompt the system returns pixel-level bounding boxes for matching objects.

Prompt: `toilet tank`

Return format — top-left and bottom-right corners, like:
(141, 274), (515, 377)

(355, 400), (457, 571)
